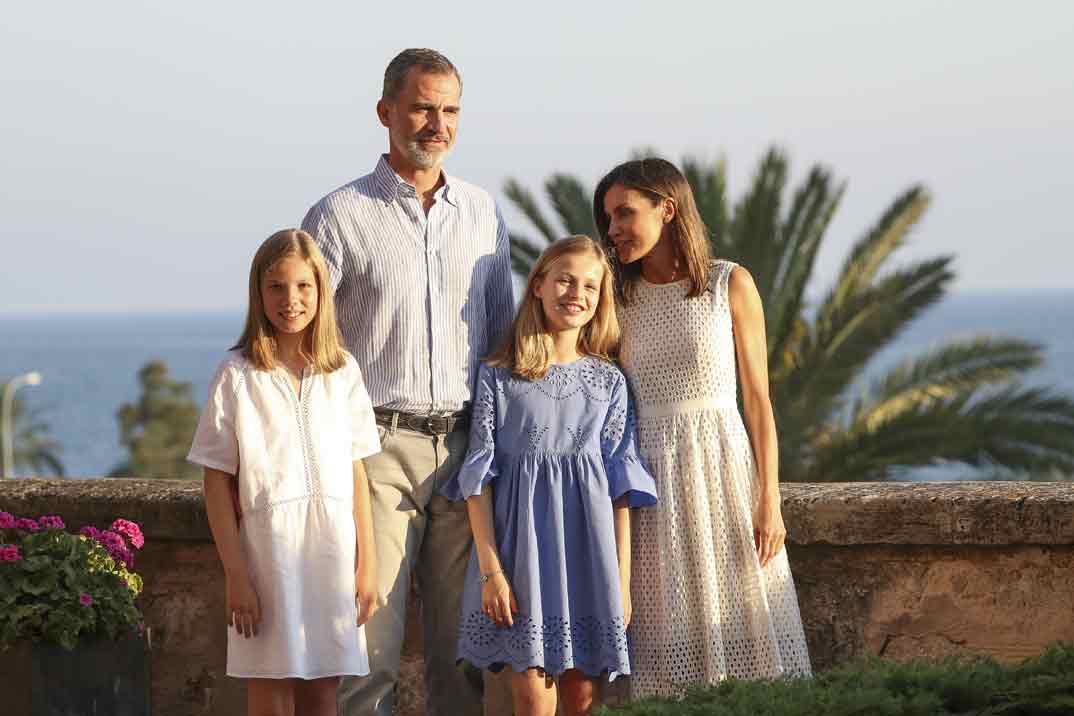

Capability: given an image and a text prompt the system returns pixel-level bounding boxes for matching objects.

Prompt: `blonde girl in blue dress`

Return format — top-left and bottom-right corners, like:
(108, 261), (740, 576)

(188, 229), (381, 716)
(442, 236), (657, 716)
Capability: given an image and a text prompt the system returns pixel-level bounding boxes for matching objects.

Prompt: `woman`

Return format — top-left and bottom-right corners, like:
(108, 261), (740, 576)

(593, 158), (811, 698)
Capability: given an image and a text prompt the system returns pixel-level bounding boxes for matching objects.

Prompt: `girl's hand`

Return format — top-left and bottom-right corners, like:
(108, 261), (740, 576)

(225, 571), (261, 638)
(754, 496), (787, 568)
(355, 559), (379, 626)
(619, 570), (632, 627)
(481, 572), (517, 628)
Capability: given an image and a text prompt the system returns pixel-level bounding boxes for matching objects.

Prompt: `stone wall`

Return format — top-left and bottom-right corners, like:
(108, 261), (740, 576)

(1, 479), (1072, 715)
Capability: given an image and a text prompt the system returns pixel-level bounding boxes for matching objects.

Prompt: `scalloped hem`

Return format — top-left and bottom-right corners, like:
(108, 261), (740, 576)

(456, 656), (628, 682)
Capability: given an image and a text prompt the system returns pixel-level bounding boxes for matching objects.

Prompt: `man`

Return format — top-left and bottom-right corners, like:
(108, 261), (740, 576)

(301, 49), (515, 716)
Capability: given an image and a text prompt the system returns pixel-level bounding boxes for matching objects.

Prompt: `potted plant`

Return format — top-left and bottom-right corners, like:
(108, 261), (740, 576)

(0, 511), (150, 716)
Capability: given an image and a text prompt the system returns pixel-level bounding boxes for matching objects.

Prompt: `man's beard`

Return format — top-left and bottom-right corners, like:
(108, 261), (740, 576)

(403, 138), (452, 170)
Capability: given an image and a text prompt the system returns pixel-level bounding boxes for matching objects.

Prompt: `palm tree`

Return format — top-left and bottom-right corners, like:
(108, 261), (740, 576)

(504, 148), (1074, 481)
(1, 384), (64, 476)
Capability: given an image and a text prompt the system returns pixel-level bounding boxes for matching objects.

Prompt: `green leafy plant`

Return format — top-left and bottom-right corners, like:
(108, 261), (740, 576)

(598, 642), (1074, 715)
(0, 511), (145, 650)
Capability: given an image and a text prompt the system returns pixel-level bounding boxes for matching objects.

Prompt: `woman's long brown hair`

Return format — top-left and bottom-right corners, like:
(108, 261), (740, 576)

(593, 157), (712, 303)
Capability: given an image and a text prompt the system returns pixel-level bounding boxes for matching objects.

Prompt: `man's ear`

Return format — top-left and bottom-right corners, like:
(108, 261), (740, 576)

(376, 98), (391, 128)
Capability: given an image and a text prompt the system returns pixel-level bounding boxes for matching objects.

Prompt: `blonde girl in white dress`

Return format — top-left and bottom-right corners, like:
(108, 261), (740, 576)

(188, 229), (380, 716)
(593, 159), (811, 698)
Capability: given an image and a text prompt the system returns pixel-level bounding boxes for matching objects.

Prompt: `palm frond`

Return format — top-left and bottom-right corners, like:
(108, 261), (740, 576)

(820, 186), (930, 324)
(778, 256), (954, 430)
(681, 156), (729, 249)
(15, 442), (65, 476)
(544, 174), (594, 236)
(800, 386), (1074, 481)
(850, 337), (1042, 430)
(503, 178), (560, 244)
(3, 391), (65, 476)
(726, 148), (788, 287)
(766, 168), (845, 363)
(509, 233), (546, 277)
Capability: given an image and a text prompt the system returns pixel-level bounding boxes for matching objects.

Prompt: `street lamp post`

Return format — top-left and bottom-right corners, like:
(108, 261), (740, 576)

(1, 371), (43, 478)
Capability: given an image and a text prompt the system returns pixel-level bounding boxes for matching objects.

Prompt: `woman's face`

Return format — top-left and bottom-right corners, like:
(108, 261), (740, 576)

(602, 184), (671, 264)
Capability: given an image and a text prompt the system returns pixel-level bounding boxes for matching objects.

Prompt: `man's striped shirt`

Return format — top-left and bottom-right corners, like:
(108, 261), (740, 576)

(301, 155), (515, 414)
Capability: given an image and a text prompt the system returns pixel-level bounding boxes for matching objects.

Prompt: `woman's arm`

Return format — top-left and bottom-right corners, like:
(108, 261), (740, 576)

(466, 488), (517, 627)
(613, 496), (632, 625)
(352, 460), (379, 626)
(203, 468), (260, 636)
(728, 266), (787, 568)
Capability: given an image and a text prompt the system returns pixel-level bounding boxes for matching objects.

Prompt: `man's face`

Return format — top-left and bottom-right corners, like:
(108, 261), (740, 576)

(378, 69), (461, 172)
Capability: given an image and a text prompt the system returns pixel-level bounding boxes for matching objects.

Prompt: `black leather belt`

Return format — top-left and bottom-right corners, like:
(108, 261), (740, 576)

(373, 407), (470, 436)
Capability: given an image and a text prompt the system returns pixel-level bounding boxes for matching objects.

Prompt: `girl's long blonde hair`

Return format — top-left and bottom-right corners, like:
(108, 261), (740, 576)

(232, 228), (347, 373)
(488, 235), (619, 380)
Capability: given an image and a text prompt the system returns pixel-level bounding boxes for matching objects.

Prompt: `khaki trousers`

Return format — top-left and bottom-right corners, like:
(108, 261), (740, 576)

(338, 423), (512, 716)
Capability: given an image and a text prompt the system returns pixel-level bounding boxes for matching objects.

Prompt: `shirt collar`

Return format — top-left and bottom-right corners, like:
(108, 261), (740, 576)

(372, 154), (458, 208)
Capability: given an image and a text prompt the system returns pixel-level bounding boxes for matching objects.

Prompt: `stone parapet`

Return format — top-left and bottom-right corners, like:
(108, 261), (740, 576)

(781, 481), (1074, 546)
(2, 478), (1072, 716)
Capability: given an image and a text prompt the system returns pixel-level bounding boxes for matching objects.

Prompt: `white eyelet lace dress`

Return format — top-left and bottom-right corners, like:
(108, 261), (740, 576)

(618, 260), (811, 698)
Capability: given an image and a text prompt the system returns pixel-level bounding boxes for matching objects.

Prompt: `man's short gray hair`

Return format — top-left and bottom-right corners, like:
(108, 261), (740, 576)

(382, 48), (462, 100)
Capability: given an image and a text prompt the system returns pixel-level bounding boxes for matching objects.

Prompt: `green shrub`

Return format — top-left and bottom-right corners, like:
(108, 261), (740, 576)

(601, 643), (1074, 715)
(0, 512), (145, 650)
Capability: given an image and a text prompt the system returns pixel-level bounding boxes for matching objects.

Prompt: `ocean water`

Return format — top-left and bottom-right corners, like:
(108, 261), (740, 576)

(0, 290), (1071, 479)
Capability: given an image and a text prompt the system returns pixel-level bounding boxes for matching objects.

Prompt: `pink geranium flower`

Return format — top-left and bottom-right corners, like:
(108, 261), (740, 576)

(110, 519), (145, 549)
(0, 511), (15, 529)
(14, 518), (39, 532)
(38, 515), (66, 530)
(0, 545), (22, 562)
(79, 593), (94, 606)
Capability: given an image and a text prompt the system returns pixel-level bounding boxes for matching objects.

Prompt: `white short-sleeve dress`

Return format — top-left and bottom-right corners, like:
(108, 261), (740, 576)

(187, 350), (380, 679)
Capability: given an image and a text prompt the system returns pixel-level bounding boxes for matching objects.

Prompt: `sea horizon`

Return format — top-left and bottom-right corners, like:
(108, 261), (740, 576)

(2, 288), (1072, 479)
(2, 287), (1072, 320)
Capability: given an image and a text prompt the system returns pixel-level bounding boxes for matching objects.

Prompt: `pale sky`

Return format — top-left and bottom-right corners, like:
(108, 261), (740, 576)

(2, 1), (1072, 313)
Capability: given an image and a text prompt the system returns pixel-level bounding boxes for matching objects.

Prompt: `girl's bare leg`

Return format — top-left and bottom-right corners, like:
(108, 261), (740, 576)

(246, 678), (294, 716)
(294, 676), (340, 716)
(510, 667), (557, 716)
(558, 669), (597, 716)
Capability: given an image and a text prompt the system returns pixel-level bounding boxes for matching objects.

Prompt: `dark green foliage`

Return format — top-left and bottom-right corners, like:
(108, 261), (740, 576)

(505, 148), (1074, 481)
(1, 383), (64, 476)
(1, 520), (143, 650)
(599, 643), (1074, 715)
(110, 360), (200, 479)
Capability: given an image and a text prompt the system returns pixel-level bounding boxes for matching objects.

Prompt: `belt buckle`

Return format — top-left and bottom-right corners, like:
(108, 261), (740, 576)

(424, 415), (438, 434)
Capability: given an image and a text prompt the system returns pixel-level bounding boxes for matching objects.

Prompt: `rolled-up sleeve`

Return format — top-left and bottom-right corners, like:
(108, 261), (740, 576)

(187, 361), (240, 475)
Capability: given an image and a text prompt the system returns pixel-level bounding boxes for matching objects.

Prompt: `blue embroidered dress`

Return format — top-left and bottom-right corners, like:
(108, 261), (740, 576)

(442, 357), (658, 679)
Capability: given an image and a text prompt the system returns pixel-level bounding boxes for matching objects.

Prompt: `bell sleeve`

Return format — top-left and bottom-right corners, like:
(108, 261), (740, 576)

(348, 357), (381, 460)
(187, 359), (240, 475)
(440, 362), (500, 501)
(602, 372), (658, 507)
